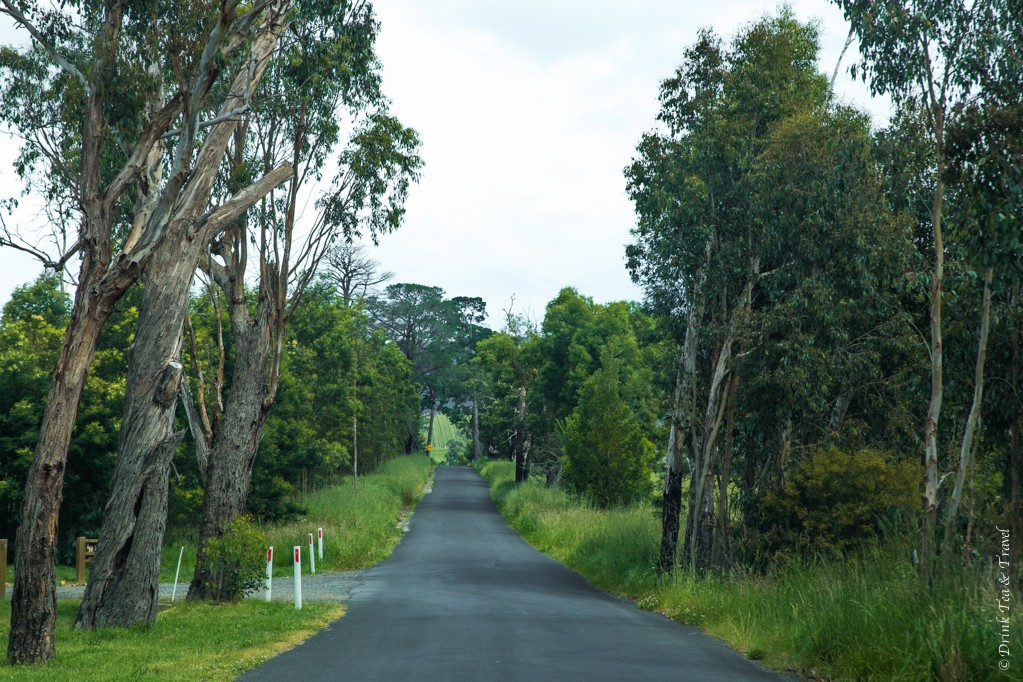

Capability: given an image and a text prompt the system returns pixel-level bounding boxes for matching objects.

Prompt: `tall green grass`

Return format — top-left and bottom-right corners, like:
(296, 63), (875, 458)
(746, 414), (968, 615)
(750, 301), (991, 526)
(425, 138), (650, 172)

(480, 460), (658, 596)
(159, 454), (432, 580)
(265, 454), (432, 571)
(478, 459), (1022, 681)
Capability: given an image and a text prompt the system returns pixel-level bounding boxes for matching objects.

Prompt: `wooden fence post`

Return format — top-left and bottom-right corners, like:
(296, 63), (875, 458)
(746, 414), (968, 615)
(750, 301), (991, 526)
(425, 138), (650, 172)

(76, 536), (87, 584)
(76, 536), (98, 584)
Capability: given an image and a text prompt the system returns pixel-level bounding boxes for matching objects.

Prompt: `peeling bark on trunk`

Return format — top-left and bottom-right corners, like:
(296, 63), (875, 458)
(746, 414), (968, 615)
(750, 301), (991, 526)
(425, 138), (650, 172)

(658, 312), (699, 573)
(685, 275), (752, 574)
(76, 6), (291, 628)
(712, 374), (737, 570)
(921, 172), (945, 580)
(76, 248), (194, 629)
(659, 424), (685, 574)
(7, 284), (115, 662)
(188, 304), (280, 600)
(658, 242), (708, 574)
(945, 266), (993, 536)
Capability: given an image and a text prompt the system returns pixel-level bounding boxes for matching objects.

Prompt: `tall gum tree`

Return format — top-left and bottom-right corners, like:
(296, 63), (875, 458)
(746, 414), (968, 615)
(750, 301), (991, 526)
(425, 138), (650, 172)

(0, 0), (290, 661)
(185, 0), (421, 600)
(830, 0), (1013, 574)
(626, 12), (831, 573)
(76, 1), (295, 629)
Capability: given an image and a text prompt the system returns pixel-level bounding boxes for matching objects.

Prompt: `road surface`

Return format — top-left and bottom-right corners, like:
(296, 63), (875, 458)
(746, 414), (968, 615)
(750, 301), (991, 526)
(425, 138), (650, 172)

(242, 466), (787, 681)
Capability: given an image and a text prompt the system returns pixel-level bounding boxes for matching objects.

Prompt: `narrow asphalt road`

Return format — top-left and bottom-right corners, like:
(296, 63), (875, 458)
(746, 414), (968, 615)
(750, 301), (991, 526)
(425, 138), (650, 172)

(242, 466), (787, 681)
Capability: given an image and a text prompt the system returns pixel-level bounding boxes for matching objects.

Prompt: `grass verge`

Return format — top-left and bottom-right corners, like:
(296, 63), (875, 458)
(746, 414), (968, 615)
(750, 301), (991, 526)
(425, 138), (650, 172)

(158, 454), (433, 580)
(0, 600), (343, 681)
(2, 454), (433, 680)
(264, 454), (433, 572)
(478, 459), (1022, 681)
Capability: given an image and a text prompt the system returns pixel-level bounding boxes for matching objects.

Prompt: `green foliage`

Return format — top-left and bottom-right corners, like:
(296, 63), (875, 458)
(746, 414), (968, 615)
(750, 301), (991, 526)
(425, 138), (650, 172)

(243, 282), (419, 523)
(201, 515), (268, 603)
(523, 289), (663, 481)
(1, 275), (70, 327)
(265, 455), (432, 572)
(473, 332), (533, 460)
(0, 277), (136, 560)
(560, 360), (656, 508)
(753, 447), (918, 556)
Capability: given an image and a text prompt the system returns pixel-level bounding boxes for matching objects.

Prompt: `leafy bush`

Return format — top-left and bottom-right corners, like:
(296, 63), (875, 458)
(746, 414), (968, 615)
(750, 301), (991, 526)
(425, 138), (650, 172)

(751, 446), (917, 556)
(559, 363), (655, 508)
(202, 515), (268, 602)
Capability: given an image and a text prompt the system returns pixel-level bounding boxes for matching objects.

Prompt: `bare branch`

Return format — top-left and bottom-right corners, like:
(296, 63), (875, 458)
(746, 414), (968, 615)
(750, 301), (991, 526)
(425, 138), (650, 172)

(161, 106), (252, 140)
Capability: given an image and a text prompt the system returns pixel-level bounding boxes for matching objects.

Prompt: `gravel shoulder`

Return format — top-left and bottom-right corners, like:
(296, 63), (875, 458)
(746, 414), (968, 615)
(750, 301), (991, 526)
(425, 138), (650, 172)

(11, 569), (367, 604)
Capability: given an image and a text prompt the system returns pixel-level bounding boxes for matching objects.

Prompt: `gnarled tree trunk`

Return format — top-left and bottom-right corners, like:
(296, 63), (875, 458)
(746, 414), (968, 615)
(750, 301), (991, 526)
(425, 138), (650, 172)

(684, 274), (752, 574)
(76, 5), (291, 628)
(188, 300), (281, 599)
(7, 282), (116, 662)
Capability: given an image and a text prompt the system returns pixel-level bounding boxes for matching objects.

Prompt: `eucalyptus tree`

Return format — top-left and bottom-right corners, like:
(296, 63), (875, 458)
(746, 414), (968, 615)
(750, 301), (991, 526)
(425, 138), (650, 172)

(828, 0), (1010, 573)
(942, 53), (1023, 569)
(473, 332), (535, 467)
(627, 10), (912, 573)
(436, 295), (490, 460)
(627, 12), (830, 573)
(72, 1), (296, 630)
(170, 0), (421, 601)
(0, 0), (295, 660)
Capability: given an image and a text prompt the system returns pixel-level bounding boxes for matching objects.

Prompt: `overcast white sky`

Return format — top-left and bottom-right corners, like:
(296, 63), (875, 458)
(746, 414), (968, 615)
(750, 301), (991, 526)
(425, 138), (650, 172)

(0, 1), (890, 326)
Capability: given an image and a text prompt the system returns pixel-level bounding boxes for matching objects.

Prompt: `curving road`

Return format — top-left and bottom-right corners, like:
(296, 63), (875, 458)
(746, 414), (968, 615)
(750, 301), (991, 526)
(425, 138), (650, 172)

(242, 466), (787, 681)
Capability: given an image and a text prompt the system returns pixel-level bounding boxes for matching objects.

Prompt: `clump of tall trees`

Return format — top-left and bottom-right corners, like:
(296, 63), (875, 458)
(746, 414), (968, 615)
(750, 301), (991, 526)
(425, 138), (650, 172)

(472, 288), (666, 505)
(0, 0), (419, 664)
(625, 4), (1021, 579)
(473, 5), (1021, 593)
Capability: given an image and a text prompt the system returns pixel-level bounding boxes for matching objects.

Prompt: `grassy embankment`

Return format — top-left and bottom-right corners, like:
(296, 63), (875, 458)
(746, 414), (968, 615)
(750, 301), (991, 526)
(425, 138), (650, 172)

(478, 459), (1021, 682)
(0, 454), (433, 681)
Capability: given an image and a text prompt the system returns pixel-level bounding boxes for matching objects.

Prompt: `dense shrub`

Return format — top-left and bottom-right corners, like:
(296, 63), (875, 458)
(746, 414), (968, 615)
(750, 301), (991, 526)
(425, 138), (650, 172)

(752, 446), (917, 556)
(201, 515), (268, 602)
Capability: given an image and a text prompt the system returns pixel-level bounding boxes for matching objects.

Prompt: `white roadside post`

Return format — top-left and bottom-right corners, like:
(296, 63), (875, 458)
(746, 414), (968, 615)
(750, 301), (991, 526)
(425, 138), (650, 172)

(264, 546), (273, 602)
(293, 546), (302, 609)
(308, 532), (316, 574)
(171, 546), (185, 603)
(317, 527), (323, 561)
